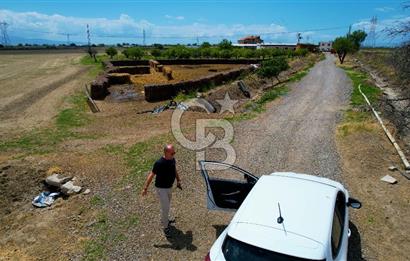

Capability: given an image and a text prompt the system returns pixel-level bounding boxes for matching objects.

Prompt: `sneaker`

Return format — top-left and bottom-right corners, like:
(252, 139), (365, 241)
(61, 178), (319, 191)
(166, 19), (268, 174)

(164, 227), (172, 238)
(168, 218), (176, 226)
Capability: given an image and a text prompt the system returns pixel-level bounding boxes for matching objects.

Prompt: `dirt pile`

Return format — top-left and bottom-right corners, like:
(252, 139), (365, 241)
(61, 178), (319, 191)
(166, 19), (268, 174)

(0, 161), (47, 217)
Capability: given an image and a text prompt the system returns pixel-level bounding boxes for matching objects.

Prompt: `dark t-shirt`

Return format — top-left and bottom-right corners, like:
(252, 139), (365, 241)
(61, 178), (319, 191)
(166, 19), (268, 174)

(153, 157), (176, 188)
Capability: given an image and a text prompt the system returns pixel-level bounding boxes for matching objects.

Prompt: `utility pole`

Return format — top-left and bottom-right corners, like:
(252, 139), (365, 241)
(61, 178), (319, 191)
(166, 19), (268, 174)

(86, 24), (91, 53)
(142, 29), (146, 46)
(369, 16), (377, 48)
(0, 21), (10, 46)
(66, 33), (70, 45)
(296, 33), (302, 44)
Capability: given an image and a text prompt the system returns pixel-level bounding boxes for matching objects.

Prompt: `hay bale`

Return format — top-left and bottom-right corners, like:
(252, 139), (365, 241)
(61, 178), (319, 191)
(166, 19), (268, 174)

(90, 74), (110, 100)
(107, 73), (131, 85)
(162, 66), (173, 80)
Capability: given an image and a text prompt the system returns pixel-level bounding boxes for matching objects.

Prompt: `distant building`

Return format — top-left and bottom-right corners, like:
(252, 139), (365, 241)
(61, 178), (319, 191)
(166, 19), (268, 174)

(238, 35), (264, 44)
(233, 42), (296, 50)
(319, 41), (333, 52)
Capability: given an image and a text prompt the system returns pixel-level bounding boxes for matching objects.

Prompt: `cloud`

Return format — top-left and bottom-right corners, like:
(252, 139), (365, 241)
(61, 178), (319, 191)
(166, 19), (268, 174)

(375, 7), (395, 12)
(0, 9), (292, 43)
(0, 9), (152, 39)
(165, 14), (185, 20)
(353, 16), (410, 32)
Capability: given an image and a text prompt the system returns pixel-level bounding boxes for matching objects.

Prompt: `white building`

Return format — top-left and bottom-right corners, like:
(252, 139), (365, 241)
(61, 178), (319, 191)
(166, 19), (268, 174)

(319, 41), (333, 52)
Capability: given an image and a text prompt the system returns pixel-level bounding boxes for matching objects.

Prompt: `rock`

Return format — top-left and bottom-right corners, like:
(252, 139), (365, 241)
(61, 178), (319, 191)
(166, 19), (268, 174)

(61, 181), (82, 195)
(45, 174), (73, 188)
(83, 189), (91, 195)
(388, 166), (398, 171)
(381, 175), (397, 184)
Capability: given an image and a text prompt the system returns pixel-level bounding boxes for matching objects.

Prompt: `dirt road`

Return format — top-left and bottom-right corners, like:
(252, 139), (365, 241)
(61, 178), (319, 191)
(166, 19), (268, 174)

(104, 54), (355, 260)
(233, 53), (351, 180)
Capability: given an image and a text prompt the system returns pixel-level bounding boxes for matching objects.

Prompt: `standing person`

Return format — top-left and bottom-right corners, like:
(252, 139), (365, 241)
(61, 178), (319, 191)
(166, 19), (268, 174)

(141, 144), (182, 237)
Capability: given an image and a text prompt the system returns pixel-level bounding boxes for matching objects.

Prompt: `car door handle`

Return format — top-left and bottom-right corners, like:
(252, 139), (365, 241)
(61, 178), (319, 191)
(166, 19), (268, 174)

(221, 191), (241, 196)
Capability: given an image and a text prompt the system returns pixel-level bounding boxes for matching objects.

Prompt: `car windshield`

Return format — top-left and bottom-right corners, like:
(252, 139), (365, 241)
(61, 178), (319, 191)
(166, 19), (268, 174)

(222, 236), (325, 261)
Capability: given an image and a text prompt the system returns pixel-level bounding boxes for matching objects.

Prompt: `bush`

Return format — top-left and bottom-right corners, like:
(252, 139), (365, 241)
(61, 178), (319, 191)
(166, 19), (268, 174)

(257, 56), (289, 84)
(294, 48), (308, 57)
(218, 39), (233, 50)
(150, 48), (162, 57)
(105, 47), (118, 59)
(219, 49), (233, 59)
(127, 47), (144, 60)
(163, 45), (191, 59)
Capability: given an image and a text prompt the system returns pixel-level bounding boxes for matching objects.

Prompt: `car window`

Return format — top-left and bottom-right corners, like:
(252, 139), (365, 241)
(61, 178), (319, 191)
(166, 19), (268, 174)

(331, 192), (346, 258)
(222, 235), (325, 261)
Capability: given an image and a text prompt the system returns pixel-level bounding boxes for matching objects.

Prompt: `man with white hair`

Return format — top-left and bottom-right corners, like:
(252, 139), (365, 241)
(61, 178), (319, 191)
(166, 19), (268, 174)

(141, 144), (182, 237)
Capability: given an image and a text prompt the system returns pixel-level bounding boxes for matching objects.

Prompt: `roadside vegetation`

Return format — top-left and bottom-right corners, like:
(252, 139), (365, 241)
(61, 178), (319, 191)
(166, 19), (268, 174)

(0, 92), (94, 155)
(87, 39), (311, 61)
(338, 66), (382, 136)
(333, 30), (367, 64)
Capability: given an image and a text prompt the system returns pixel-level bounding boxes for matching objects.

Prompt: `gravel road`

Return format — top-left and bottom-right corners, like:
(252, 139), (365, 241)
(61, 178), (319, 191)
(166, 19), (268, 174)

(233, 53), (352, 180)
(101, 54), (353, 260)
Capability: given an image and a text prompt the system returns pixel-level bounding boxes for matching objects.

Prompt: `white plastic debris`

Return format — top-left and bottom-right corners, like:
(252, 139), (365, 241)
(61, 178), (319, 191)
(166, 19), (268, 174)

(388, 166), (398, 171)
(381, 175), (397, 184)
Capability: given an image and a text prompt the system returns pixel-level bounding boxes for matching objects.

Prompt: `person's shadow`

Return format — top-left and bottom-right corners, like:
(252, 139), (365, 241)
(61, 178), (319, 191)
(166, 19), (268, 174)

(154, 226), (197, 251)
(348, 221), (366, 261)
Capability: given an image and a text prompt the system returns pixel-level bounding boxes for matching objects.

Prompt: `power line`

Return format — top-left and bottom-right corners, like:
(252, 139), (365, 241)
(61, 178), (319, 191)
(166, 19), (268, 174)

(368, 16), (377, 48)
(0, 21), (10, 46)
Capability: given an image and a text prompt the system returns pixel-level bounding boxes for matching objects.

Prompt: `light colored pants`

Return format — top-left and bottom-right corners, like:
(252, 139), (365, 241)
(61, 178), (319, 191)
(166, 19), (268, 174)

(156, 187), (172, 229)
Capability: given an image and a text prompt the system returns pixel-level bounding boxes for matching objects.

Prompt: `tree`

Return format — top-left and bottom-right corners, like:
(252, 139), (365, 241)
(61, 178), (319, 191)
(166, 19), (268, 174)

(127, 47), (144, 60)
(201, 42), (211, 48)
(257, 56), (289, 84)
(122, 48), (129, 58)
(218, 39), (233, 50)
(333, 37), (354, 64)
(150, 48), (162, 57)
(87, 47), (98, 62)
(333, 30), (367, 64)
(105, 47), (118, 59)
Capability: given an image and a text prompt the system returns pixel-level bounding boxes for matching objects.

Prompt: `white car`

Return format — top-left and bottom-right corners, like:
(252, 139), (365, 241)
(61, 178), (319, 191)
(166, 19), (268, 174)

(199, 161), (362, 261)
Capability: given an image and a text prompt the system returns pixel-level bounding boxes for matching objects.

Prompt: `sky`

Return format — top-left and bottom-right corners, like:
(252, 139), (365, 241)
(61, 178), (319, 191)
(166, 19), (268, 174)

(0, 0), (409, 46)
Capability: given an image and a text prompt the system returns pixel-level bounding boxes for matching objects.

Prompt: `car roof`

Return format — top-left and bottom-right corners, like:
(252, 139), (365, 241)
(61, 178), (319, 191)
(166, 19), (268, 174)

(227, 172), (347, 260)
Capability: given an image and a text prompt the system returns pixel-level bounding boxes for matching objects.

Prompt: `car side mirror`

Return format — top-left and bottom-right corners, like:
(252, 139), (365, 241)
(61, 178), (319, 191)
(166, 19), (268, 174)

(347, 197), (362, 209)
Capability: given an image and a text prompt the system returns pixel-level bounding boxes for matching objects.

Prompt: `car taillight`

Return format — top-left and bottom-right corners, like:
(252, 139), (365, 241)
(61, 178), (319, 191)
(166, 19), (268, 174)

(204, 252), (211, 261)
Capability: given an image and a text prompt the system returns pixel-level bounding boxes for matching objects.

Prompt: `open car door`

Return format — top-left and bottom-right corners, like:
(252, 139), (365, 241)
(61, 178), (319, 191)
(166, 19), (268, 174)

(199, 160), (258, 211)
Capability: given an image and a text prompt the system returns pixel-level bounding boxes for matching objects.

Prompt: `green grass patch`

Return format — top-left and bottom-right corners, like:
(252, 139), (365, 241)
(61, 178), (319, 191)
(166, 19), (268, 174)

(0, 92), (93, 154)
(80, 55), (106, 77)
(343, 68), (382, 106)
(337, 66), (382, 136)
(288, 70), (309, 83)
(226, 85), (288, 122)
(174, 91), (197, 102)
(253, 85), (289, 113)
(102, 144), (126, 156)
(90, 195), (105, 207)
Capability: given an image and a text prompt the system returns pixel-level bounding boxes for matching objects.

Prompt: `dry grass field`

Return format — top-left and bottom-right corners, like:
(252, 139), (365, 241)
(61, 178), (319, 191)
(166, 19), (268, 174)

(0, 52), (92, 137)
